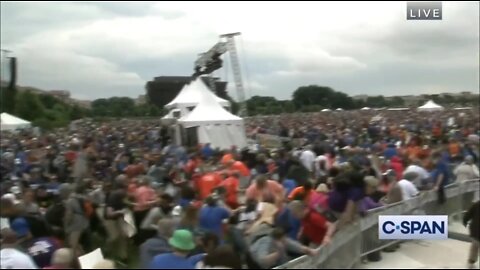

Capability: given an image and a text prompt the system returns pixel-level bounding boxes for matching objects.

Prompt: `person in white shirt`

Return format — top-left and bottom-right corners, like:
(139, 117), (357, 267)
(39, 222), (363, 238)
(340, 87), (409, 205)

(1, 228), (38, 269)
(398, 172), (420, 200)
(299, 146), (316, 173)
(404, 160), (430, 189)
(314, 155), (330, 179)
(454, 156), (480, 183)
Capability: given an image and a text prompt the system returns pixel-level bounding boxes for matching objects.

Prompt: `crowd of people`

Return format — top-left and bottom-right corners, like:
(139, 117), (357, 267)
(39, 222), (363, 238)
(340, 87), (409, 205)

(0, 108), (479, 269)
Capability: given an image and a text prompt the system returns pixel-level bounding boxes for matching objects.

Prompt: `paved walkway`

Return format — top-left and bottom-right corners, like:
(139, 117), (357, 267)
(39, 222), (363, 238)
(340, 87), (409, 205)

(360, 222), (478, 269)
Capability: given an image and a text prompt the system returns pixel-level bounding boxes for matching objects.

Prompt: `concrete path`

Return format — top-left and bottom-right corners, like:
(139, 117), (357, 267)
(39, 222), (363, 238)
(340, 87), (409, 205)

(359, 237), (478, 269)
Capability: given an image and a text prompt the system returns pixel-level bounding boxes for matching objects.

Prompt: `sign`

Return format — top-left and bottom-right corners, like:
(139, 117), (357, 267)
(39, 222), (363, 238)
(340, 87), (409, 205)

(379, 215), (448, 240)
(78, 248), (104, 269)
(407, 2), (442, 20)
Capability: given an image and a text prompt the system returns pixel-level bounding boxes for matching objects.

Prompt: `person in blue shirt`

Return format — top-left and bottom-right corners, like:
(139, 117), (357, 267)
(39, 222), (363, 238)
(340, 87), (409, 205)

(149, 229), (197, 269)
(198, 196), (231, 241)
(201, 143), (214, 159)
(141, 218), (176, 268)
(383, 143), (397, 160)
(282, 178), (297, 197)
(432, 152), (452, 204)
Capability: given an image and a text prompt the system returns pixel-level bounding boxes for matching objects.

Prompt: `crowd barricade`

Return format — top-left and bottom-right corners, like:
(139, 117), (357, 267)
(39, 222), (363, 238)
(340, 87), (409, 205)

(275, 179), (479, 269)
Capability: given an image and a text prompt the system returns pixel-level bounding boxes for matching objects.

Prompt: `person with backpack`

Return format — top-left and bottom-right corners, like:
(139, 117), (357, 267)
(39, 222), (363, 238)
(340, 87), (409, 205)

(248, 227), (317, 269)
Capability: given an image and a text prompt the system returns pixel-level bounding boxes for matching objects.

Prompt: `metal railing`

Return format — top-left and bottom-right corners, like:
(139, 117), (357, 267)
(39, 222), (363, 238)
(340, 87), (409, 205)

(275, 179), (479, 269)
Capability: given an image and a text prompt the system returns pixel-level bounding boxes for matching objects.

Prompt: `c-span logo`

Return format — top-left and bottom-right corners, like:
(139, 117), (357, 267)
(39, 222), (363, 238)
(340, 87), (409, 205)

(379, 215), (448, 240)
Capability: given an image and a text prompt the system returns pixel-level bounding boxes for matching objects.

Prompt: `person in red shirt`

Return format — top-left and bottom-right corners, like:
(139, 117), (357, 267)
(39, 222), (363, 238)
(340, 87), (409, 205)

(220, 171), (240, 209)
(288, 200), (336, 247)
(390, 156), (404, 181)
(125, 159), (145, 179)
(185, 154), (202, 176)
(198, 169), (223, 200)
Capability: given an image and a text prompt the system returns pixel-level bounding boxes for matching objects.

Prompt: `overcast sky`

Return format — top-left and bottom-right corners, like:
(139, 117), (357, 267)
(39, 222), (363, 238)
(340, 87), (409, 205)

(1, 1), (478, 100)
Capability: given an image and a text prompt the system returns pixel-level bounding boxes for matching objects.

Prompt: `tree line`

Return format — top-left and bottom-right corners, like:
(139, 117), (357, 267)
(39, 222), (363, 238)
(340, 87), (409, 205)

(0, 87), (165, 130)
(1, 84), (477, 129)
(245, 85), (478, 116)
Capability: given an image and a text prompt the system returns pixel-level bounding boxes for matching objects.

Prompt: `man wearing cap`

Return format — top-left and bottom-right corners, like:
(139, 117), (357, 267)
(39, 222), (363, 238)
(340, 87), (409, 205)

(148, 229), (197, 269)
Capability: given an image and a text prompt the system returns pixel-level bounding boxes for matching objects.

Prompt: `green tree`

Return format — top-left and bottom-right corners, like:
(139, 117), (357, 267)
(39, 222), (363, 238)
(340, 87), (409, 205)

(0, 86), (16, 114)
(292, 85), (357, 110)
(365, 96), (387, 108)
(390, 96), (405, 107)
(15, 91), (45, 121)
(69, 105), (85, 120)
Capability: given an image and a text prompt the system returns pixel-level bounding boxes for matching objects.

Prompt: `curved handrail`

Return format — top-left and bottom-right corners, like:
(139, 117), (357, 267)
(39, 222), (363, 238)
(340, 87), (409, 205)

(274, 179), (479, 269)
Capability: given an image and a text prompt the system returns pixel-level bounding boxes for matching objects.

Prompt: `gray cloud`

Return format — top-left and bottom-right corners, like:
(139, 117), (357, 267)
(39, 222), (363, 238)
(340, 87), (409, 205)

(1, 2), (478, 101)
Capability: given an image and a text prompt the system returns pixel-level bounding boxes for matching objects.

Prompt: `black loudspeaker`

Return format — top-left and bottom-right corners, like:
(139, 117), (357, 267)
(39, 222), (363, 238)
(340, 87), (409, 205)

(8, 57), (16, 89)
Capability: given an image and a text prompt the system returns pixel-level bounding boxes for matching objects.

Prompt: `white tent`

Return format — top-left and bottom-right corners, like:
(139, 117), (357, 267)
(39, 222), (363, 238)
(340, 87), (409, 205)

(162, 109), (181, 120)
(454, 107), (472, 110)
(361, 107), (371, 111)
(165, 77), (230, 117)
(179, 87), (247, 150)
(1, 113), (31, 131)
(417, 100), (444, 112)
(335, 108), (344, 111)
(387, 108), (409, 111)
(321, 109), (332, 112)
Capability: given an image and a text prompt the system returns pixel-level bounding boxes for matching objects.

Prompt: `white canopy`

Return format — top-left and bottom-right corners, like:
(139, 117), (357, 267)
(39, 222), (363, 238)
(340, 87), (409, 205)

(454, 107), (472, 110)
(321, 109), (332, 112)
(387, 108), (409, 111)
(165, 77), (230, 111)
(179, 86), (247, 150)
(361, 107), (371, 111)
(335, 108), (344, 111)
(162, 109), (181, 120)
(1, 113), (31, 131)
(417, 100), (444, 112)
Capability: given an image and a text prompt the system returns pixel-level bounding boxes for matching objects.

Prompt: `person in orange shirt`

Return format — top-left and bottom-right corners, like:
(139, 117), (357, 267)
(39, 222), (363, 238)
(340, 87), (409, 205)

(221, 151), (234, 166)
(220, 171), (240, 209)
(288, 182), (314, 204)
(197, 169), (223, 200)
(228, 160), (250, 177)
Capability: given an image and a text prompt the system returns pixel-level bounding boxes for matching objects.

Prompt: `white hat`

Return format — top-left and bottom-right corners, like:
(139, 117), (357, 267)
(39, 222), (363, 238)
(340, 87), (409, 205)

(10, 186), (21, 195)
(1, 193), (20, 205)
(172, 205), (182, 217)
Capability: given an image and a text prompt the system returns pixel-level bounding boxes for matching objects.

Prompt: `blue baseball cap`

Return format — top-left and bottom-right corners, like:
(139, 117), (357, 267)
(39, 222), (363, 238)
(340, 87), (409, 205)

(11, 217), (30, 238)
